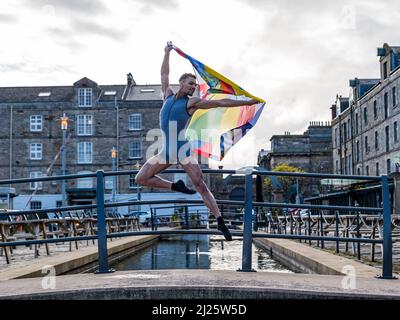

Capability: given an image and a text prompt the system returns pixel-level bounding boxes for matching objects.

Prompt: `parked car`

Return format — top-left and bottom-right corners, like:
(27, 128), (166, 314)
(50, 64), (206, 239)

(126, 211), (151, 225)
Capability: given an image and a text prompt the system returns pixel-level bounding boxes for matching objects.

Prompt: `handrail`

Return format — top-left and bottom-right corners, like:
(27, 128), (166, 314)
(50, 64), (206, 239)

(0, 168), (394, 279)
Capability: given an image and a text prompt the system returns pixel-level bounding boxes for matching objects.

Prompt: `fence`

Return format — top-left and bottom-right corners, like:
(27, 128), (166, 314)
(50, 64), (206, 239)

(0, 168), (395, 279)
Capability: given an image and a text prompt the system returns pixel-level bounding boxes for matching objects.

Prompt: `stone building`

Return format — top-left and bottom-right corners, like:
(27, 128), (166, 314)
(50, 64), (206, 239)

(331, 43), (400, 176)
(258, 122), (333, 173)
(257, 122), (333, 200)
(0, 74), (208, 211)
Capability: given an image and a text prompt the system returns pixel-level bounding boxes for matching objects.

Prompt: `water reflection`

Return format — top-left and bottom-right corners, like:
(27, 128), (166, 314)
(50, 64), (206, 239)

(112, 235), (293, 273)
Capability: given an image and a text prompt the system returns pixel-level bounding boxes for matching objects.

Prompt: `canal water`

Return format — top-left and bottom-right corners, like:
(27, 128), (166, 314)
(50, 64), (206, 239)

(111, 235), (293, 273)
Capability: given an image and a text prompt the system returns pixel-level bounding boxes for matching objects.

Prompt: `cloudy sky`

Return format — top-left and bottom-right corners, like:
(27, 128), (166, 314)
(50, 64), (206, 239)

(1, 0), (399, 169)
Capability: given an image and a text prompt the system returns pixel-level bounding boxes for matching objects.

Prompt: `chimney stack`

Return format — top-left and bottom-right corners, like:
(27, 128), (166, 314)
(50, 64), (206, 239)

(127, 73), (135, 86)
(330, 104), (337, 119)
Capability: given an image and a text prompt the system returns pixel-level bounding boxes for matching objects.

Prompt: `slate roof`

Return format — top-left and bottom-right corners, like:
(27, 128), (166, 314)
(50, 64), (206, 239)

(124, 84), (180, 101)
(0, 81), (181, 104)
(0, 86), (74, 103)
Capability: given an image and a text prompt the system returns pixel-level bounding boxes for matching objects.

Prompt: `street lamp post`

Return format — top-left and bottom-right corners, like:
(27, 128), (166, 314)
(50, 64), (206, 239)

(111, 147), (117, 203)
(60, 113), (69, 207)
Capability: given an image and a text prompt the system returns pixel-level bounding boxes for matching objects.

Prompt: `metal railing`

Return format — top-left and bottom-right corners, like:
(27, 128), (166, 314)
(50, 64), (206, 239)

(0, 168), (395, 279)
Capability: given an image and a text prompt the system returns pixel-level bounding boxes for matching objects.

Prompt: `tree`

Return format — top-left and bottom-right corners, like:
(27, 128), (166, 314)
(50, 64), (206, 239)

(264, 163), (304, 203)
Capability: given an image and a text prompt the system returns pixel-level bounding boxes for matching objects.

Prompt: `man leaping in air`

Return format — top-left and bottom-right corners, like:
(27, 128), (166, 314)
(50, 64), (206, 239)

(135, 42), (258, 241)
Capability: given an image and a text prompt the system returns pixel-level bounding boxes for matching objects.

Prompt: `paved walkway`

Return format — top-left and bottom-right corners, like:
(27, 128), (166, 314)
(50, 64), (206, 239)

(253, 238), (384, 277)
(0, 233), (158, 280)
(0, 269), (399, 300)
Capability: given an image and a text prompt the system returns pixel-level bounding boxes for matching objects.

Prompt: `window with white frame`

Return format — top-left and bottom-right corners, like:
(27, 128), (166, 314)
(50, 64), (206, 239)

(30, 201), (42, 210)
(77, 115), (93, 135)
(30, 115), (43, 132)
(129, 140), (142, 158)
(77, 142), (93, 163)
(129, 114), (142, 131)
(30, 171), (43, 190)
(30, 143), (42, 160)
(105, 176), (113, 190)
(78, 88), (92, 107)
(77, 170), (93, 188)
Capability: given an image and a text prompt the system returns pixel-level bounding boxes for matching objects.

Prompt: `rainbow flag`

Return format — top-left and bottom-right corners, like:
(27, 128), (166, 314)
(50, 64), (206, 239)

(173, 45), (265, 161)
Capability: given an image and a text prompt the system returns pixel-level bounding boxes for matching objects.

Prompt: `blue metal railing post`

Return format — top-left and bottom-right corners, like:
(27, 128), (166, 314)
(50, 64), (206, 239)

(95, 170), (114, 274)
(241, 170), (254, 272)
(185, 205), (189, 229)
(380, 175), (395, 279)
(335, 210), (339, 253)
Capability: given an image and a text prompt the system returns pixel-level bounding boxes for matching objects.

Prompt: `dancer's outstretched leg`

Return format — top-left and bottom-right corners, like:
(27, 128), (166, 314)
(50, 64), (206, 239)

(135, 154), (172, 189)
(135, 154), (196, 194)
(180, 156), (232, 241)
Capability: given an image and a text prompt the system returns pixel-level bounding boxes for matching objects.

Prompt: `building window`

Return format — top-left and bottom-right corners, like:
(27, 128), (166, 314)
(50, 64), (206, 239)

(29, 171), (43, 190)
(30, 201), (42, 210)
(365, 136), (369, 153)
(78, 88), (92, 107)
(335, 160), (339, 174)
(375, 131), (379, 150)
(366, 165), (369, 176)
(129, 140), (142, 159)
(30, 115), (43, 132)
(77, 115), (93, 135)
(355, 113), (359, 135)
(129, 114), (142, 131)
(393, 87), (397, 107)
(387, 159), (391, 174)
(363, 107), (368, 125)
(51, 172), (58, 186)
(349, 154), (352, 175)
(334, 128), (338, 148)
(384, 92), (389, 119)
(30, 143), (42, 160)
(373, 100), (378, 119)
(56, 200), (62, 208)
(385, 125), (390, 152)
(347, 119), (351, 139)
(343, 123), (347, 142)
(376, 162), (380, 176)
(105, 176), (113, 190)
(395, 121), (398, 142)
(356, 141), (360, 162)
(77, 142), (93, 164)
(77, 170), (93, 188)
(383, 61), (388, 79)
(357, 167), (361, 176)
